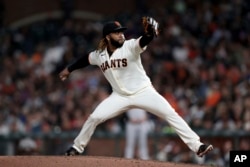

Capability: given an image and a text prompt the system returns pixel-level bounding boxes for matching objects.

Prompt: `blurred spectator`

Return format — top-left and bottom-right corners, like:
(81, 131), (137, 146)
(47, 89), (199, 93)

(156, 141), (178, 162)
(214, 102), (236, 131)
(205, 148), (225, 167)
(243, 110), (250, 131)
(239, 138), (250, 151)
(232, 100), (244, 130)
(124, 108), (154, 160)
(17, 137), (38, 155)
(156, 141), (195, 163)
(222, 140), (233, 167)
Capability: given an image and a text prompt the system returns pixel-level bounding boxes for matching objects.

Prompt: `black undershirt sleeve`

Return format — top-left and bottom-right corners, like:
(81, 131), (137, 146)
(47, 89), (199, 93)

(139, 33), (154, 48)
(67, 54), (90, 72)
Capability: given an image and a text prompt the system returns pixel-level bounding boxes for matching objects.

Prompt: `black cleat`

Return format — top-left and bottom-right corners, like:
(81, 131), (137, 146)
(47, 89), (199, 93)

(197, 144), (213, 157)
(65, 147), (80, 156)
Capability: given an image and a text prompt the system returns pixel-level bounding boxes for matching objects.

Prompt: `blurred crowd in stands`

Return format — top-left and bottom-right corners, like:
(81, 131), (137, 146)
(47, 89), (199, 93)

(0, 0), (250, 166)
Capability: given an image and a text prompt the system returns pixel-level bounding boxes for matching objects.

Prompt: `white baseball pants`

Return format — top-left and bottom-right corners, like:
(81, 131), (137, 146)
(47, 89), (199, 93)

(72, 86), (203, 153)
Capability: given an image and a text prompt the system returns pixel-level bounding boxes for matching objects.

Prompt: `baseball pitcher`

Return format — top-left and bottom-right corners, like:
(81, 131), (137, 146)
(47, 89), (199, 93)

(59, 16), (213, 157)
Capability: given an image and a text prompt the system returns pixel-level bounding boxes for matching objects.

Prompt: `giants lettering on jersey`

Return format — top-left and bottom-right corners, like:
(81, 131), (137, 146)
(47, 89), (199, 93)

(100, 58), (127, 72)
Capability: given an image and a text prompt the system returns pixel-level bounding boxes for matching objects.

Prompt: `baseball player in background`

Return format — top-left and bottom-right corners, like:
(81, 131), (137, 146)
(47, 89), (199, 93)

(59, 16), (213, 158)
(124, 108), (152, 160)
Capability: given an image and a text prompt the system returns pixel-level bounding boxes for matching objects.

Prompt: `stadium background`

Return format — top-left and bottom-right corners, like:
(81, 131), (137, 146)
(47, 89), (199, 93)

(0, 0), (250, 166)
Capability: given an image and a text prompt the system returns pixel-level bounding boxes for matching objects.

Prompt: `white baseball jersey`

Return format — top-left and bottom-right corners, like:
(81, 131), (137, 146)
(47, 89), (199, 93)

(88, 38), (151, 95)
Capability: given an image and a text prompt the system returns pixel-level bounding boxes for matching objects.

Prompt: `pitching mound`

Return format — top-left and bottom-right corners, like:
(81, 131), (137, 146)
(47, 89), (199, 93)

(0, 156), (210, 167)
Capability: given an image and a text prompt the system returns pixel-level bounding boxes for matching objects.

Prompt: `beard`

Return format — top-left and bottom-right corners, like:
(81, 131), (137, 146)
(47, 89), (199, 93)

(110, 37), (124, 48)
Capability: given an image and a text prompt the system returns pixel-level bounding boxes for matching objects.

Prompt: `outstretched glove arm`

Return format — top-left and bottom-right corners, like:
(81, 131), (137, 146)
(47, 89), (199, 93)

(139, 16), (159, 48)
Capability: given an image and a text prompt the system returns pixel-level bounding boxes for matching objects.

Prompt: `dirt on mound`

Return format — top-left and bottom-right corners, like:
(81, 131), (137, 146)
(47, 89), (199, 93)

(0, 156), (210, 167)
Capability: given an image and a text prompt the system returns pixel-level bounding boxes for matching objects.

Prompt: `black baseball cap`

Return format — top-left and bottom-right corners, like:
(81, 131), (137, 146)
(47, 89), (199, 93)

(102, 21), (127, 37)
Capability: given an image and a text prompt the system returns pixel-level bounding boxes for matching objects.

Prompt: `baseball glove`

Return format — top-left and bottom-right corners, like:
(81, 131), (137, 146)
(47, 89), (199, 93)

(142, 16), (159, 37)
